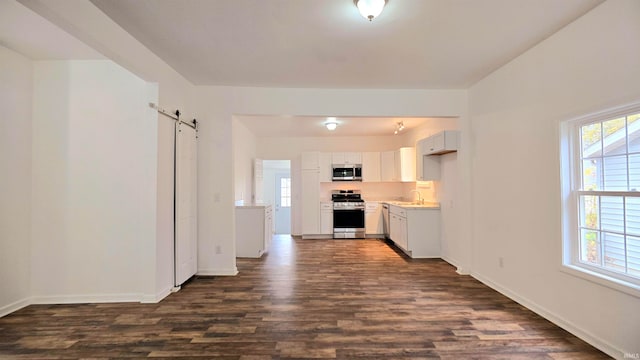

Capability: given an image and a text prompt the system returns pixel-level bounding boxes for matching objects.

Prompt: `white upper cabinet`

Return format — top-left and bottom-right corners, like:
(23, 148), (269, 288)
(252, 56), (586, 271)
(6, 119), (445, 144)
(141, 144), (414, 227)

(380, 151), (395, 182)
(332, 152), (362, 165)
(362, 152), (381, 182)
(301, 151), (320, 170)
(396, 147), (416, 182)
(319, 152), (332, 182)
(416, 154), (441, 181)
(419, 130), (459, 155)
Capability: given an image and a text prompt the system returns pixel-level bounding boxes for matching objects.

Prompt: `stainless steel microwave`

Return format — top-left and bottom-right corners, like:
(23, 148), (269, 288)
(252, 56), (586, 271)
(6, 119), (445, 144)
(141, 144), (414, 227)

(332, 164), (362, 181)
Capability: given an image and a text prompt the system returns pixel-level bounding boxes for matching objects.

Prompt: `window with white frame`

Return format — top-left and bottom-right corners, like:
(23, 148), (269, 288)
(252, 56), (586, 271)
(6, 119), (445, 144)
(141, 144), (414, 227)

(563, 103), (640, 291)
(280, 177), (291, 208)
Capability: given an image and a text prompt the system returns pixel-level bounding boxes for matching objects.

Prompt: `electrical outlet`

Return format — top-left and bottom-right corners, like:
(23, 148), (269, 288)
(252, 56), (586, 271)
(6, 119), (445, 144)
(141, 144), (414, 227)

(215, 245), (222, 254)
(499, 257), (504, 268)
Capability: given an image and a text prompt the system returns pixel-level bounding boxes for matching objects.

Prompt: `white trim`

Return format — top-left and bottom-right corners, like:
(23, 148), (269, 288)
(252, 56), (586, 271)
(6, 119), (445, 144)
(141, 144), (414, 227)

(140, 285), (174, 304)
(565, 101), (640, 126)
(576, 190), (640, 197)
(197, 267), (239, 276)
(560, 264), (640, 299)
(471, 271), (624, 359)
(441, 255), (470, 275)
(0, 297), (31, 318)
(30, 293), (144, 305)
(560, 101), (640, 294)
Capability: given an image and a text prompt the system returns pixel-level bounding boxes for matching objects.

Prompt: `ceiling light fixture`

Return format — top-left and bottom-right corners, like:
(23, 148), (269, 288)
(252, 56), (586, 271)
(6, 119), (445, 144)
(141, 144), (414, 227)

(354, 0), (388, 21)
(325, 117), (338, 131)
(394, 121), (404, 135)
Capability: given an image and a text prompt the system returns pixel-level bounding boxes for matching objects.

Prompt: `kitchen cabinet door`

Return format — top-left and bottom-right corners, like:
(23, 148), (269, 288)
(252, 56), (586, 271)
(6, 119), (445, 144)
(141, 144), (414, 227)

(301, 170), (320, 235)
(423, 131), (459, 155)
(331, 152), (345, 164)
(397, 147), (416, 182)
(346, 152), (362, 164)
(390, 213), (408, 251)
(320, 202), (333, 235)
(365, 202), (383, 235)
(319, 152), (332, 182)
(332, 152), (362, 165)
(362, 152), (381, 182)
(380, 151), (395, 182)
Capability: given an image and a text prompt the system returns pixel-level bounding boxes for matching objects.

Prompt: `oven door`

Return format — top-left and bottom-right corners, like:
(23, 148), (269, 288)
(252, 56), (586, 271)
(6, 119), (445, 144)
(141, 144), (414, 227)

(333, 208), (365, 238)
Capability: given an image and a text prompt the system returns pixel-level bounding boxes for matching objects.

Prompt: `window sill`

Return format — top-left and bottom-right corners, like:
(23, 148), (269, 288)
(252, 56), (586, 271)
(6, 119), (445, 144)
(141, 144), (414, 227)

(561, 264), (640, 299)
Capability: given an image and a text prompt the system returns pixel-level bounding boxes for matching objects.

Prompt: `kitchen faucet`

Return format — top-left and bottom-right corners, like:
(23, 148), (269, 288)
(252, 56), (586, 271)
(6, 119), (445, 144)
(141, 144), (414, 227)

(410, 190), (424, 204)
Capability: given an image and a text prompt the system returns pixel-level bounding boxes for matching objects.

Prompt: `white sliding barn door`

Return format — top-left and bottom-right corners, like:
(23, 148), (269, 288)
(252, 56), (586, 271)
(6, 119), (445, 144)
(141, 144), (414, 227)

(175, 122), (197, 286)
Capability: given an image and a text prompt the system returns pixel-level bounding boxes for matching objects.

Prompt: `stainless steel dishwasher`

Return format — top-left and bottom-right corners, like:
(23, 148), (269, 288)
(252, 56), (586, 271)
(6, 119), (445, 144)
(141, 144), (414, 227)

(382, 203), (390, 239)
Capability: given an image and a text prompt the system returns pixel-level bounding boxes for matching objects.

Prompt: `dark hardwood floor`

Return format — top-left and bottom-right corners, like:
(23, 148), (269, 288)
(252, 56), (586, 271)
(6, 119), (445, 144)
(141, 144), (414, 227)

(0, 236), (610, 359)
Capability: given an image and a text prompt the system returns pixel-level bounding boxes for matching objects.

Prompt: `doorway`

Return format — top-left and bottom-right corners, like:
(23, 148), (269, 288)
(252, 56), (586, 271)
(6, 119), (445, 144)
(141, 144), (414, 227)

(263, 160), (291, 234)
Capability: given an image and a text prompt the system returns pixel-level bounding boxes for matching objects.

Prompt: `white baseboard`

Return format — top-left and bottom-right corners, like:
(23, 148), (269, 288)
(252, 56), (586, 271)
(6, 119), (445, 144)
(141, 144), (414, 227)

(440, 255), (470, 275)
(471, 271), (624, 359)
(140, 285), (173, 303)
(30, 293), (144, 305)
(197, 267), (238, 276)
(0, 297), (31, 318)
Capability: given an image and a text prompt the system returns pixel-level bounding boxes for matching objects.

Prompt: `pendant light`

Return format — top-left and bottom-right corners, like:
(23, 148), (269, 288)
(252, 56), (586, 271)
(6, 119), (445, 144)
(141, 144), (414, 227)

(354, 0), (388, 21)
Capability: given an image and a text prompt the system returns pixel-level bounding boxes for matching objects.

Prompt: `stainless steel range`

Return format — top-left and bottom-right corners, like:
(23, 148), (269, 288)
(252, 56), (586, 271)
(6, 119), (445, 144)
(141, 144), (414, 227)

(331, 190), (365, 239)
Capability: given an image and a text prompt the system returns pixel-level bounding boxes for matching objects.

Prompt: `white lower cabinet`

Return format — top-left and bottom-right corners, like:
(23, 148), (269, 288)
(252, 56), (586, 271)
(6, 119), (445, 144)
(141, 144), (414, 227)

(320, 202), (333, 235)
(236, 205), (273, 258)
(388, 204), (440, 258)
(365, 202), (384, 237)
(389, 207), (408, 250)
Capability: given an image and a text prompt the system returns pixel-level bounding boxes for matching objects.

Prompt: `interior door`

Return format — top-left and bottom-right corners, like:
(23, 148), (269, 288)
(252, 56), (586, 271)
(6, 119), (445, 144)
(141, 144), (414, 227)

(274, 172), (291, 234)
(175, 122), (197, 286)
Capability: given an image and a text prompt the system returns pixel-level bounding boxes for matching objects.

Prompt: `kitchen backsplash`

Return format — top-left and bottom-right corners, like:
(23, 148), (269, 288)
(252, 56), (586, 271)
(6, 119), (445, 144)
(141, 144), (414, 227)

(319, 181), (438, 203)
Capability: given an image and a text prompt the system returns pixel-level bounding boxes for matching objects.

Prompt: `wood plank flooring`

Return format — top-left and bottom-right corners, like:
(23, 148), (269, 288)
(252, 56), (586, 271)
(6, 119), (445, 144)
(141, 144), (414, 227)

(0, 236), (610, 359)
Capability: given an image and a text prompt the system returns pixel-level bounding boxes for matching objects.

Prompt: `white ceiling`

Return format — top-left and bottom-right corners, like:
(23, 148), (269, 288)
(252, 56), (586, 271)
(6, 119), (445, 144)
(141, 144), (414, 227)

(0, 1), (103, 60)
(234, 115), (449, 137)
(90, 0), (603, 89)
(2, 0), (604, 138)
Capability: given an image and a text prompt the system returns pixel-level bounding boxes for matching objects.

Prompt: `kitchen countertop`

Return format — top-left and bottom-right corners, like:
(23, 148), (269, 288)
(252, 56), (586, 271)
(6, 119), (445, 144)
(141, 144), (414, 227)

(383, 201), (440, 209)
(235, 203), (272, 209)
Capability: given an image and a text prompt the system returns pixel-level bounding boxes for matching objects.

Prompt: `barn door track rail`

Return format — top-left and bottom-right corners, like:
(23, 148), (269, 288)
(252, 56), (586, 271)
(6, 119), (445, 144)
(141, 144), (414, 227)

(149, 102), (198, 130)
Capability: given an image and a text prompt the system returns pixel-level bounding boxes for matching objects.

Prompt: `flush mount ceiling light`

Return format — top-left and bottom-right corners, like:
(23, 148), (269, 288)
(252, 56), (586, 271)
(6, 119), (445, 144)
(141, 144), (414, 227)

(394, 121), (404, 135)
(354, 0), (388, 21)
(325, 117), (338, 131)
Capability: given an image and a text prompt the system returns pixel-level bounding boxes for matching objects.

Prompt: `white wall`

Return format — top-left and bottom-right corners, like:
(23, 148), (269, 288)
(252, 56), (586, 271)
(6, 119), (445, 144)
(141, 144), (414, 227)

(198, 86), (470, 274)
(17, 0), (472, 283)
(20, 0), (200, 294)
(232, 118), (257, 205)
(30, 60), (159, 302)
(468, 0), (640, 356)
(0, 45), (32, 316)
